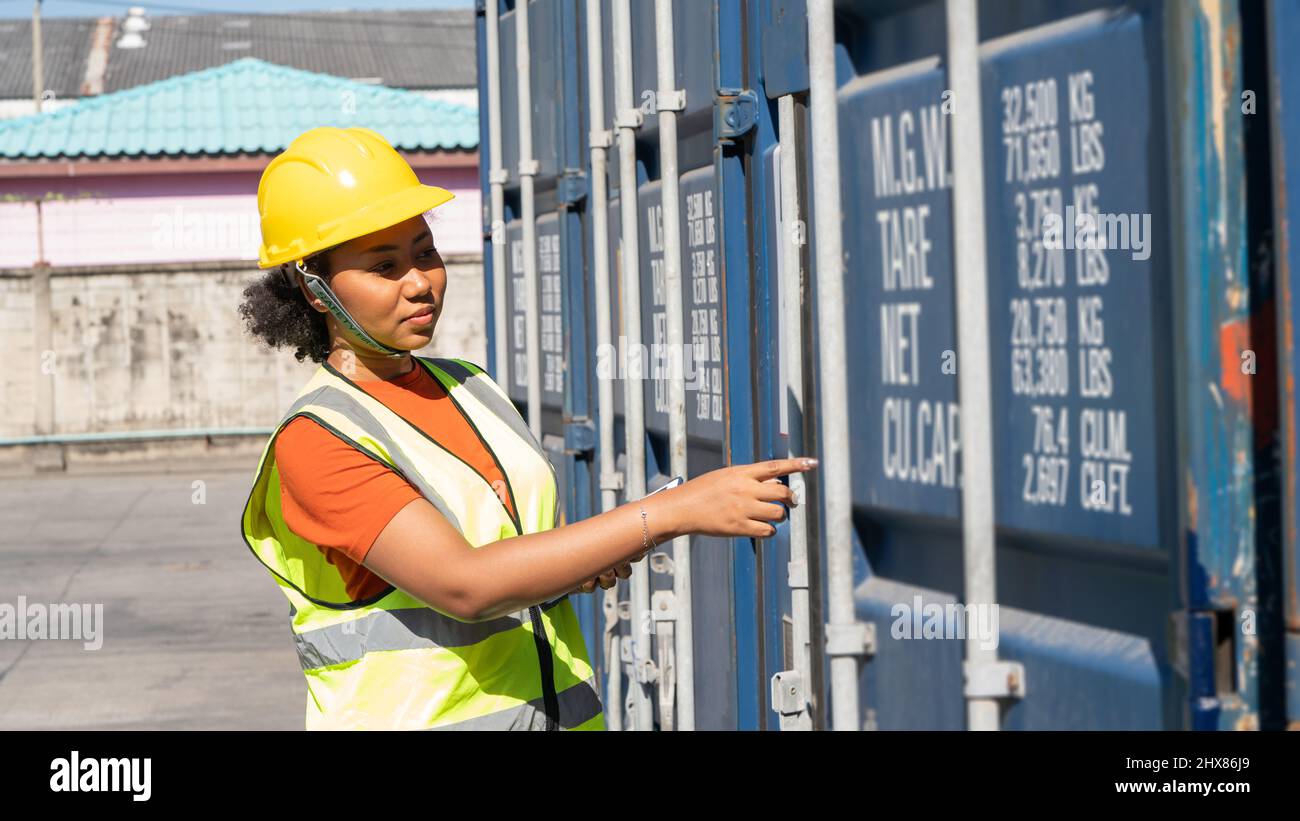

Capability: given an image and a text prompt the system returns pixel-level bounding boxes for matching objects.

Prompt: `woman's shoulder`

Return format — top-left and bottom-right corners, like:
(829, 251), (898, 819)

(419, 356), (508, 393)
(421, 356), (487, 378)
(274, 415), (338, 466)
(273, 414), (409, 497)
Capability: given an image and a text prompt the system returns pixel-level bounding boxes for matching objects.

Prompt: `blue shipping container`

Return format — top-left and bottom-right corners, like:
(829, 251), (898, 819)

(475, 0), (1292, 730)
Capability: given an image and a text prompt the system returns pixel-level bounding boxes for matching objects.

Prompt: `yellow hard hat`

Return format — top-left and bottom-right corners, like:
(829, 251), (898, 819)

(256, 126), (455, 268)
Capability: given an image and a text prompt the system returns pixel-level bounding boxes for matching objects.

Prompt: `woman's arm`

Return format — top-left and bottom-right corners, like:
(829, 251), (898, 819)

(363, 457), (815, 622)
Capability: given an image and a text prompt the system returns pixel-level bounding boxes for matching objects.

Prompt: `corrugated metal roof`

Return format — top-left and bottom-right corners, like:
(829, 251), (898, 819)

(0, 18), (101, 99)
(101, 10), (477, 93)
(0, 10), (477, 99)
(0, 57), (478, 160)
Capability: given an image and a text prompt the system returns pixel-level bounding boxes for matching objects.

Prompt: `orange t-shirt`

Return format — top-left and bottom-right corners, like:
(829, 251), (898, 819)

(274, 360), (517, 601)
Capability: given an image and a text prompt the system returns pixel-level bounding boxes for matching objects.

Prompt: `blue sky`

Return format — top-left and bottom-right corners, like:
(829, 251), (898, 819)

(1, 0), (472, 18)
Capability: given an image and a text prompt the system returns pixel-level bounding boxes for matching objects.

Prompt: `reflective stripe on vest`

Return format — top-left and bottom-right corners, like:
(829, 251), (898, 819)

(292, 598), (567, 670)
(421, 675), (604, 731)
(240, 356), (603, 731)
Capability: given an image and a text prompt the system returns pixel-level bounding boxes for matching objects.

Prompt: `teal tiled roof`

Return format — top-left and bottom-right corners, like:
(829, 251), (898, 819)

(0, 57), (478, 160)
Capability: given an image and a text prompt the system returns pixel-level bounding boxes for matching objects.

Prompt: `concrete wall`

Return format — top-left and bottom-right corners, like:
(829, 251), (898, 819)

(0, 253), (486, 474)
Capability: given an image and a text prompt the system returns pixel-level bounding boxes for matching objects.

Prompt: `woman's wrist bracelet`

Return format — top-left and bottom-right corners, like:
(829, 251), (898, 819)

(639, 505), (653, 555)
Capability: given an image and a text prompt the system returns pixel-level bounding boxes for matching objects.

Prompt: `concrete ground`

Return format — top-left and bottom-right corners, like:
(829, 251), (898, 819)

(0, 457), (305, 730)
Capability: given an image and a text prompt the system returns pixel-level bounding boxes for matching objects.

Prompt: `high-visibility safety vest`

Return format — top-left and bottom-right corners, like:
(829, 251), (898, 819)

(241, 356), (605, 730)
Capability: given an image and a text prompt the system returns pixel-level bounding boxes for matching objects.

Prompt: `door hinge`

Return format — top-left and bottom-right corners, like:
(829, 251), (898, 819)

(558, 169), (588, 207)
(825, 620), (876, 658)
(716, 88), (758, 141)
(963, 660), (1027, 700)
(563, 416), (596, 454)
(652, 590), (676, 730)
(770, 669), (812, 730)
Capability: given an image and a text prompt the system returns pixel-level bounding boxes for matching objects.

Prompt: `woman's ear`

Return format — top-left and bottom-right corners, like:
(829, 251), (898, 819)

(277, 263), (295, 290)
(291, 261), (324, 312)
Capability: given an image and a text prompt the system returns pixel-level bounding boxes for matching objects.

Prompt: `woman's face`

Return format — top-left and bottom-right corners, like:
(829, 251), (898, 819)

(320, 215), (447, 352)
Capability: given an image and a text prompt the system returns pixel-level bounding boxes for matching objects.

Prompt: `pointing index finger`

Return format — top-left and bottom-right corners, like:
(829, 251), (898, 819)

(751, 457), (818, 480)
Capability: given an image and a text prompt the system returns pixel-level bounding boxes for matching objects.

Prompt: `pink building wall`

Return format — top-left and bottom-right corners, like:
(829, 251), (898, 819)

(0, 165), (483, 268)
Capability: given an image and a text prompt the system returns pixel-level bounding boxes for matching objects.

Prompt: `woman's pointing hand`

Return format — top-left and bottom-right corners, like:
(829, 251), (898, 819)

(661, 457), (817, 540)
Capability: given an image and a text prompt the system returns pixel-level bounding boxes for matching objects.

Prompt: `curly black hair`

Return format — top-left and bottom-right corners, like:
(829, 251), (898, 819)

(238, 249), (334, 364)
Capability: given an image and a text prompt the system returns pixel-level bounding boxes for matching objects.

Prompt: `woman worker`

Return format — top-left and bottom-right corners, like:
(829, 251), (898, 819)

(238, 126), (815, 730)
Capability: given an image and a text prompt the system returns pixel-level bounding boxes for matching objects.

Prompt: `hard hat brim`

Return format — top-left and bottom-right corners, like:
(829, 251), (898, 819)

(258, 184), (456, 269)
